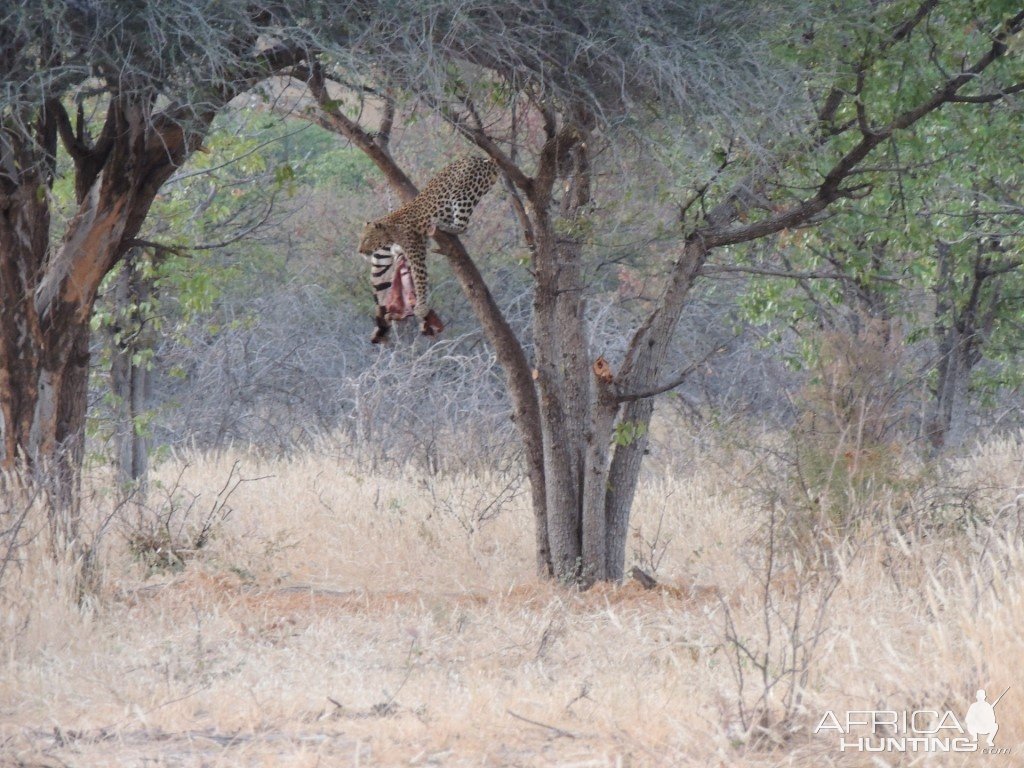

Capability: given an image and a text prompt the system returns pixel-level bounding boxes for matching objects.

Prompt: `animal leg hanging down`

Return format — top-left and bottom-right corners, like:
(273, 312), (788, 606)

(371, 253), (444, 343)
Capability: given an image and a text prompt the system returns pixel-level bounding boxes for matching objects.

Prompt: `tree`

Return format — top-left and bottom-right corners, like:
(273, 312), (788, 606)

(290, 0), (801, 580)
(5, 1), (1021, 590)
(735, 61), (1024, 450)
(0, 2), (344, 559)
(300, 0), (1024, 583)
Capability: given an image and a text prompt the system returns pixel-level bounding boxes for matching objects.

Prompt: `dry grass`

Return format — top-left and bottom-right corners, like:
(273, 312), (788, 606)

(2, 431), (1024, 766)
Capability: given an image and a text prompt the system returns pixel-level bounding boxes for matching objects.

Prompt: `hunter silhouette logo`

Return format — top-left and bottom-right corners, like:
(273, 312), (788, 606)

(815, 687), (1011, 754)
(965, 687), (1008, 748)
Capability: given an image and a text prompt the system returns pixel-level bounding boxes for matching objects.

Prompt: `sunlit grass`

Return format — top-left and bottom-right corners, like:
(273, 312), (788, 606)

(2, 432), (1022, 765)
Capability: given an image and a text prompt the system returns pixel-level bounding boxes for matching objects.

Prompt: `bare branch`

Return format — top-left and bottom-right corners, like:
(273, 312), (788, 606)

(949, 81), (1024, 104)
(702, 264), (901, 282)
(51, 100), (88, 161)
(438, 100), (533, 193)
(286, 62), (417, 202)
(122, 238), (190, 261)
(165, 126), (311, 186)
(698, 7), (1024, 249)
(616, 344), (727, 404)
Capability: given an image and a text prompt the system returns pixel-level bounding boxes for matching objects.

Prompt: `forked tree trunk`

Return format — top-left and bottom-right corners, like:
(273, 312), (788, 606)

(328, 100), (715, 583)
(1, 199), (95, 564)
(0, 124), (92, 554)
(441, 118), (715, 584)
(316, 0), (1019, 583)
(1, 38), (298, 571)
(1, 96), (209, 572)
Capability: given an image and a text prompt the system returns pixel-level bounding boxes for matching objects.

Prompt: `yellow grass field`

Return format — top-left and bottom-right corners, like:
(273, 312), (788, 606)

(3, 432), (1023, 766)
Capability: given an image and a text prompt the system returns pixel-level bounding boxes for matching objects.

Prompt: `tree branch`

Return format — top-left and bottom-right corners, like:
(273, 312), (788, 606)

(438, 100), (533, 192)
(122, 238), (187, 257)
(52, 101), (89, 161)
(979, 258), (1023, 278)
(376, 89), (395, 150)
(889, 0), (940, 46)
(696, 7), (1024, 249)
(701, 263), (901, 282)
(616, 344), (726, 404)
(949, 81), (1024, 104)
(287, 62), (417, 202)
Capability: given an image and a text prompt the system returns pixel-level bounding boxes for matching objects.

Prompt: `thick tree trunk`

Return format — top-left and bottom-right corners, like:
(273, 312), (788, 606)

(603, 398), (654, 580)
(0, 115), (92, 570)
(582, 375), (617, 583)
(1, 95), (204, 575)
(0, 239), (44, 472)
(523, 125), (593, 582)
(1, 39), (299, 589)
(0, 121), (51, 471)
(44, 320), (91, 563)
(603, 237), (710, 578)
(530, 209), (583, 578)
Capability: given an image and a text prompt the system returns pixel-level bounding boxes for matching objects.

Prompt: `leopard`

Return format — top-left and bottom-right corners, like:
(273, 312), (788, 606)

(358, 154), (499, 340)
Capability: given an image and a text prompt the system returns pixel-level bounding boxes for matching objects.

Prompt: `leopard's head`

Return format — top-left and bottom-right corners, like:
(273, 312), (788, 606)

(358, 221), (396, 255)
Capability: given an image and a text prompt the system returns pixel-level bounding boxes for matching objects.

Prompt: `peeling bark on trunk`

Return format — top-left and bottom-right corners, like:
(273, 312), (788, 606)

(1, 95), (206, 565)
(0, 124), (50, 473)
(0, 39), (304, 589)
(0, 241), (43, 471)
(43, 320), (90, 559)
